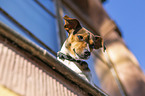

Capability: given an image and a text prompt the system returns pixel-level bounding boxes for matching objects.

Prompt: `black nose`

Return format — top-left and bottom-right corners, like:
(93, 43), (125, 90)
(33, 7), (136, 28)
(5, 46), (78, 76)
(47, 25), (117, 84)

(84, 50), (90, 56)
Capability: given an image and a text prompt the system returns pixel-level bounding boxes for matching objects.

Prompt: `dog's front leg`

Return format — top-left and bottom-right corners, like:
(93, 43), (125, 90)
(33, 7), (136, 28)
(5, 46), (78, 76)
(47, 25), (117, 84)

(75, 61), (94, 86)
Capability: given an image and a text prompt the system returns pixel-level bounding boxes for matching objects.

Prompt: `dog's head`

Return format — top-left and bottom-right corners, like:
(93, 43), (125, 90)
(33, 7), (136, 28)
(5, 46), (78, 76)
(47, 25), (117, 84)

(63, 15), (106, 60)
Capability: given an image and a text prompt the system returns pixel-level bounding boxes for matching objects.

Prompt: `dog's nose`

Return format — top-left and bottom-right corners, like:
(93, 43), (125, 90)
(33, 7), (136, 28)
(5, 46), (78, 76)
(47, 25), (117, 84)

(84, 50), (90, 56)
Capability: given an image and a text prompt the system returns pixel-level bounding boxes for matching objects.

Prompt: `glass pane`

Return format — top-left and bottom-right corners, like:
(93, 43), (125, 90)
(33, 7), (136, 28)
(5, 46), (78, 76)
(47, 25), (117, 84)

(0, 13), (45, 49)
(86, 56), (101, 86)
(0, 0), (58, 52)
(38, 0), (56, 15)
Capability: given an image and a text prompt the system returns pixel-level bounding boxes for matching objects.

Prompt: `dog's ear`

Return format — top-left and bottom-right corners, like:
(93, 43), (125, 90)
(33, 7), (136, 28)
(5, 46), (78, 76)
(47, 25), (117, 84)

(64, 15), (81, 35)
(94, 35), (106, 52)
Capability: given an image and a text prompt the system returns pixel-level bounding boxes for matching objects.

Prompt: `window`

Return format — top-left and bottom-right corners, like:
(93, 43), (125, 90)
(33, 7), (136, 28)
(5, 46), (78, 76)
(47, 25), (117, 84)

(0, 0), (58, 54)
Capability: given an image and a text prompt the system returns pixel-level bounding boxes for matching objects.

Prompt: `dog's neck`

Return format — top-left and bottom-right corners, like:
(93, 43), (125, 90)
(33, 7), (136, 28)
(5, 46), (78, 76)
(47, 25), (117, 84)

(58, 41), (79, 62)
(58, 41), (75, 59)
(57, 52), (86, 64)
(57, 41), (89, 69)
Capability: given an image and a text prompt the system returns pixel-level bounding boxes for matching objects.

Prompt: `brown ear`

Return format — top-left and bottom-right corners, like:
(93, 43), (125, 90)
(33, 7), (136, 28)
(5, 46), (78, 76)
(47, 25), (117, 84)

(94, 35), (106, 52)
(63, 15), (81, 34)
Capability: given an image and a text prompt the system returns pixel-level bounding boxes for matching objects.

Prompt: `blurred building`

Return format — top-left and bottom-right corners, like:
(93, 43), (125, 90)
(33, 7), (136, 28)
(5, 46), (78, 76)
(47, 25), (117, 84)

(0, 0), (144, 96)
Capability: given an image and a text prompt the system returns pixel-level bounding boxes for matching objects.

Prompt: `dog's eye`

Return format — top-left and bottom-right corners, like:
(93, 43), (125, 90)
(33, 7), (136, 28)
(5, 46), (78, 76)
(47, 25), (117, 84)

(78, 35), (83, 40)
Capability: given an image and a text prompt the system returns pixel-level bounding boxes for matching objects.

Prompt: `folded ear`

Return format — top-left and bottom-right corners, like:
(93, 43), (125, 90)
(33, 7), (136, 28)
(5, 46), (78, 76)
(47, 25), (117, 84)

(94, 35), (106, 52)
(63, 15), (82, 35)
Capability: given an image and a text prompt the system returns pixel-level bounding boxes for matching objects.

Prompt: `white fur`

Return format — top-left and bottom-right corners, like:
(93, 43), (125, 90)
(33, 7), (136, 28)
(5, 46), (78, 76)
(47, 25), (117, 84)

(57, 42), (89, 81)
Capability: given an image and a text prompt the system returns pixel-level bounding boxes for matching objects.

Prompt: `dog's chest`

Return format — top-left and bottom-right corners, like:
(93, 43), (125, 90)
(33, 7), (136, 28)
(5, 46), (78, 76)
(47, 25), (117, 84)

(57, 57), (82, 73)
(57, 57), (88, 80)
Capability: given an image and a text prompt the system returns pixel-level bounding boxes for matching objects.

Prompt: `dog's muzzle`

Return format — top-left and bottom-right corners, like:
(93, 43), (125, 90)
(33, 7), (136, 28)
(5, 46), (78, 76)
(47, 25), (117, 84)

(73, 49), (91, 59)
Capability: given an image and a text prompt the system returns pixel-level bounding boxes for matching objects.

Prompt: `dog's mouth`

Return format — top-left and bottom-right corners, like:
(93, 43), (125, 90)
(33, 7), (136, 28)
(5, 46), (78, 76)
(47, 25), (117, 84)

(73, 49), (90, 60)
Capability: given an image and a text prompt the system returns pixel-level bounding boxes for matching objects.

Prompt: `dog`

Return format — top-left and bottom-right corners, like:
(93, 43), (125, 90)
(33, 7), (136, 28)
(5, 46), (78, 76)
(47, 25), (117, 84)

(57, 15), (105, 86)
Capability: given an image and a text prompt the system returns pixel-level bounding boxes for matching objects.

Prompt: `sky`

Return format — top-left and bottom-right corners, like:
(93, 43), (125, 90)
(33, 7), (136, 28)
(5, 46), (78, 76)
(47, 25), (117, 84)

(103, 0), (145, 73)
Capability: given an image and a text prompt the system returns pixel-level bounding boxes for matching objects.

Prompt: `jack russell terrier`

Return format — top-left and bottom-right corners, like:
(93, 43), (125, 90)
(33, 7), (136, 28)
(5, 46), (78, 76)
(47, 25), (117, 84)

(57, 15), (106, 86)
